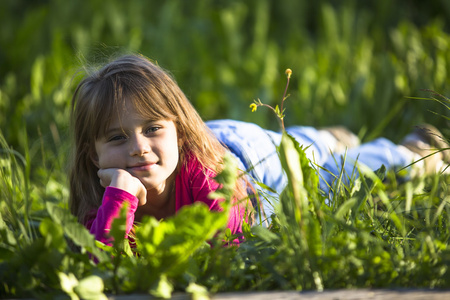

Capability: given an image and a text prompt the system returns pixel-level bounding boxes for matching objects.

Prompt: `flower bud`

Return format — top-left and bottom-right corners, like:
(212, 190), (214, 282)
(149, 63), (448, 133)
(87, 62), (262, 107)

(285, 68), (292, 79)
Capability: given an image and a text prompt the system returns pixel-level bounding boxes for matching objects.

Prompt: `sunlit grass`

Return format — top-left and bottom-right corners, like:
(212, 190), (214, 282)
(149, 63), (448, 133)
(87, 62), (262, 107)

(1, 0), (450, 298)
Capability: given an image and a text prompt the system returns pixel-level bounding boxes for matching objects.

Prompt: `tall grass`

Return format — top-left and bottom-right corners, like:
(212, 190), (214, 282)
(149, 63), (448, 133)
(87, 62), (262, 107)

(3, 124), (450, 298)
(2, 62), (450, 298)
(1, 0), (450, 298)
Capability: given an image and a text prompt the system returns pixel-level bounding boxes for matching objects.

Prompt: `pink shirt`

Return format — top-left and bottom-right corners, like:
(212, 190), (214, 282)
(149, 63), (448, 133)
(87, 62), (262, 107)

(85, 156), (244, 245)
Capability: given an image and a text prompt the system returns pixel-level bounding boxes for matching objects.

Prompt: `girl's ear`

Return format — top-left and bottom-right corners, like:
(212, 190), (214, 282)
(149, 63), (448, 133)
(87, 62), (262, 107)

(89, 147), (100, 168)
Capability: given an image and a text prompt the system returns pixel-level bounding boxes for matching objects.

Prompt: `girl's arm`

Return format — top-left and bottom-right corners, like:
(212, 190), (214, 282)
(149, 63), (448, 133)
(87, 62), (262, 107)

(85, 186), (139, 245)
(86, 168), (145, 245)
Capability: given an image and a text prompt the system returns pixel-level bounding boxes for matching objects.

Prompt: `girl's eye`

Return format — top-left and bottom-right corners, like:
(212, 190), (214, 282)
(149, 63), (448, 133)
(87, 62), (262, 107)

(108, 135), (126, 142)
(146, 126), (161, 134)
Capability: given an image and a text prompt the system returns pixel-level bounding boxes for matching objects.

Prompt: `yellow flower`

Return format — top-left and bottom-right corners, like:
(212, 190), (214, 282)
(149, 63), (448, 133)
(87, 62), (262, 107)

(250, 103), (258, 112)
(285, 68), (292, 79)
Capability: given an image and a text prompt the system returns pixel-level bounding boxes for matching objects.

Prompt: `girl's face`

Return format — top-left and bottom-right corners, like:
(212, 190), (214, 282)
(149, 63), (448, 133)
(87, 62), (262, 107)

(93, 103), (180, 195)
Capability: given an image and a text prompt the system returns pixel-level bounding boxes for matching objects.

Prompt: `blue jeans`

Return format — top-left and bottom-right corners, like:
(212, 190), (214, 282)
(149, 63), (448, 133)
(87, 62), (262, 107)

(207, 120), (415, 216)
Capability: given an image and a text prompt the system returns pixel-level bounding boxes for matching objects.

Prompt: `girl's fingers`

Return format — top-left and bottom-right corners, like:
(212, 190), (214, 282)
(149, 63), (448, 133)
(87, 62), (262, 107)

(137, 187), (147, 206)
(97, 168), (147, 205)
(97, 168), (116, 187)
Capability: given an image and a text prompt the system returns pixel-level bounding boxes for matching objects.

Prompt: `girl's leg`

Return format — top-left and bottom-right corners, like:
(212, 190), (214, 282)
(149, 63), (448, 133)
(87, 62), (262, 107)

(317, 138), (413, 198)
(319, 124), (450, 193)
(286, 126), (360, 165)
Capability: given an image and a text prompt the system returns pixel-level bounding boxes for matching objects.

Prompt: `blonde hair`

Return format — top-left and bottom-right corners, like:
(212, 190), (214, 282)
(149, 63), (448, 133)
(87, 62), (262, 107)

(69, 54), (250, 225)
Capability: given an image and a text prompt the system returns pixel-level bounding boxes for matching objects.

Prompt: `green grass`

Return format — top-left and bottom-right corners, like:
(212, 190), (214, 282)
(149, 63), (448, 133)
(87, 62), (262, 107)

(1, 0), (450, 298)
(1, 127), (450, 298)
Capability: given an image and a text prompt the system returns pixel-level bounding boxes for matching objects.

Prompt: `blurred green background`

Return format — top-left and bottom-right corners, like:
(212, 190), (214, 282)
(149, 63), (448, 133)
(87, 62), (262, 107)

(1, 0), (450, 176)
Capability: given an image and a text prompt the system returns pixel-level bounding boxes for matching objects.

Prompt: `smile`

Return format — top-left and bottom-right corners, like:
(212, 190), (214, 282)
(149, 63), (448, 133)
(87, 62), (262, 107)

(128, 162), (157, 172)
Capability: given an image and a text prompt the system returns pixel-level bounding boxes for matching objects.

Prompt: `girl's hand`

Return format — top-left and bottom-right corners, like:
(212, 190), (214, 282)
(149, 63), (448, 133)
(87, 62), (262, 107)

(97, 168), (147, 206)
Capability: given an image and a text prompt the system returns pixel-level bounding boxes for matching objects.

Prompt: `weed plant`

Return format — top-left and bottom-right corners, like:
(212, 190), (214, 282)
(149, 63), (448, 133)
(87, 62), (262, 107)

(2, 72), (450, 299)
(2, 1), (450, 298)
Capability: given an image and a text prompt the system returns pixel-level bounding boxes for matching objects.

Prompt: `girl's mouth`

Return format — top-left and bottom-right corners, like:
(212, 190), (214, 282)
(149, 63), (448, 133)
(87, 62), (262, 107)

(129, 162), (157, 172)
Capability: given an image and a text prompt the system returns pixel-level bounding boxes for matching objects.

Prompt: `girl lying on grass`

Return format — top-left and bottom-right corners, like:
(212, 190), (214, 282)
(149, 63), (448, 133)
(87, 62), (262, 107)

(69, 54), (251, 245)
(69, 54), (449, 245)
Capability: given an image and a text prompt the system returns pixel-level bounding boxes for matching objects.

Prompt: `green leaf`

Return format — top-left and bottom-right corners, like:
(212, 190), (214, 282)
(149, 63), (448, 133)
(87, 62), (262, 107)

(39, 217), (66, 252)
(0, 216), (17, 246)
(109, 202), (133, 256)
(46, 202), (108, 262)
(208, 152), (238, 206)
(74, 275), (107, 300)
(186, 282), (209, 300)
(58, 272), (79, 300)
(149, 274), (173, 299)
(134, 202), (228, 287)
(253, 180), (277, 194)
(278, 132), (309, 222)
(335, 198), (357, 220)
(251, 225), (280, 243)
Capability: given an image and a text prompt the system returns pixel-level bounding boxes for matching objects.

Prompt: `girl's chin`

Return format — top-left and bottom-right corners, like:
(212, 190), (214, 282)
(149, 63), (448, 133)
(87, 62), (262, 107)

(140, 180), (166, 193)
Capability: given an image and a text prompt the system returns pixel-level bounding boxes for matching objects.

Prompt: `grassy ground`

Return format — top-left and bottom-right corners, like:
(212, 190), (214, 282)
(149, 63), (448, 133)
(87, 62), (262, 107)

(1, 0), (450, 298)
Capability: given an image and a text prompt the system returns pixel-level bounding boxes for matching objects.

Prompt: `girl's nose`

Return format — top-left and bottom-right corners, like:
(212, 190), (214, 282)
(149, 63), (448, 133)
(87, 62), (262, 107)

(129, 135), (150, 156)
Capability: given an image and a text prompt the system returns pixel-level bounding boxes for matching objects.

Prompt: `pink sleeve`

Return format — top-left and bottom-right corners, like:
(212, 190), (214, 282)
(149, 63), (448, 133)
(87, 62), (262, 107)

(85, 186), (138, 245)
(176, 157), (244, 239)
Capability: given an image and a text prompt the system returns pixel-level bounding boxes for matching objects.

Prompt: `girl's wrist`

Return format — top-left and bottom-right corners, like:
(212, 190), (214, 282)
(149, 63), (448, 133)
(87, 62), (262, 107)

(103, 186), (139, 214)
(109, 169), (140, 197)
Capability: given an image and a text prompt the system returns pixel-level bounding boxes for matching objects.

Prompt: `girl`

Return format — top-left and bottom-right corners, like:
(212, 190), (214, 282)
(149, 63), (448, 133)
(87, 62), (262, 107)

(69, 54), (251, 246)
(70, 54), (448, 245)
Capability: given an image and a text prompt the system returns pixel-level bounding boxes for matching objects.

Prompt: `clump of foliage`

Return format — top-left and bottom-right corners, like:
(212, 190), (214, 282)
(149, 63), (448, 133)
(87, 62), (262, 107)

(2, 72), (450, 299)
(2, 1), (450, 298)
(2, 120), (450, 299)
